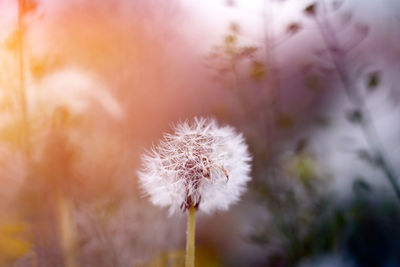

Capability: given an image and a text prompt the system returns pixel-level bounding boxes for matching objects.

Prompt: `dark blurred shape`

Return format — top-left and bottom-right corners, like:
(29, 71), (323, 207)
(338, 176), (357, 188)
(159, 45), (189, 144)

(366, 71), (381, 91)
(295, 138), (308, 154)
(286, 22), (302, 35)
(352, 178), (372, 195)
(346, 109), (363, 124)
(304, 3), (317, 16)
(357, 149), (376, 166)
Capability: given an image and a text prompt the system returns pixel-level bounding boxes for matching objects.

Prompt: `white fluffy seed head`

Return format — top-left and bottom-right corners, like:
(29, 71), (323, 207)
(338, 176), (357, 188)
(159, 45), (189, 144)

(138, 117), (252, 215)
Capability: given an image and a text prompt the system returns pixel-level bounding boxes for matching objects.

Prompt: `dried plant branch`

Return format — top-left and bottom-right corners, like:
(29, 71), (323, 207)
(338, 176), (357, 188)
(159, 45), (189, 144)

(310, 0), (400, 200)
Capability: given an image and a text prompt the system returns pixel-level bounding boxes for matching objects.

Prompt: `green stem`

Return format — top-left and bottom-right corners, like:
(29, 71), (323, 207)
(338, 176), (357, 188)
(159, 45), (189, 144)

(185, 206), (196, 267)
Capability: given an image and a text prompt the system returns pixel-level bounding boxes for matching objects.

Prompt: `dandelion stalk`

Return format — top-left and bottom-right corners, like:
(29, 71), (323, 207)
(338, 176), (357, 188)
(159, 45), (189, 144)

(185, 206), (196, 267)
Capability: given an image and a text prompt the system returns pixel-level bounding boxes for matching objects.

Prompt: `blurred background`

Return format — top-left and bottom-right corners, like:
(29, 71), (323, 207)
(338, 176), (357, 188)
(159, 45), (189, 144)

(0, 0), (400, 266)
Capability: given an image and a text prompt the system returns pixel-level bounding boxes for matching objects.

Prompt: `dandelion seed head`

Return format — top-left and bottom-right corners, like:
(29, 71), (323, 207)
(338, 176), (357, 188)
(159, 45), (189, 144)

(28, 68), (123, 119)
(138, 117), (251, 215)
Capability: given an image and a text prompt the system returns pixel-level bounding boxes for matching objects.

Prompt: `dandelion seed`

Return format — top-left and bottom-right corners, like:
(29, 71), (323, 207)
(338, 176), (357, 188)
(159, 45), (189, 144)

(137, 117), (252, 215)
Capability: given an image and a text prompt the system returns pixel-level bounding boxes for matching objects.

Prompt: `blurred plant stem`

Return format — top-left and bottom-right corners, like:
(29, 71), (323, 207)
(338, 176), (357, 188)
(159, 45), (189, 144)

(17, 0), (30, 156)
(51, 109), (80, 267)
(185, 206), (195, 267)
(312, 0), (400, 201)
(56, 194), (78, 267)
(261, 0), (281, 177)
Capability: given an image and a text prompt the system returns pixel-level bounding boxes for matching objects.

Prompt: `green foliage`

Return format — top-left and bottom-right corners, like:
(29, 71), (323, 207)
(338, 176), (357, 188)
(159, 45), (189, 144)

(250, 60), (265, 80)
(252, 176), (400, 266)
(366, 71), (381, 91)
(304, 185), (400, 266)
(292, 155), (316, 182)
